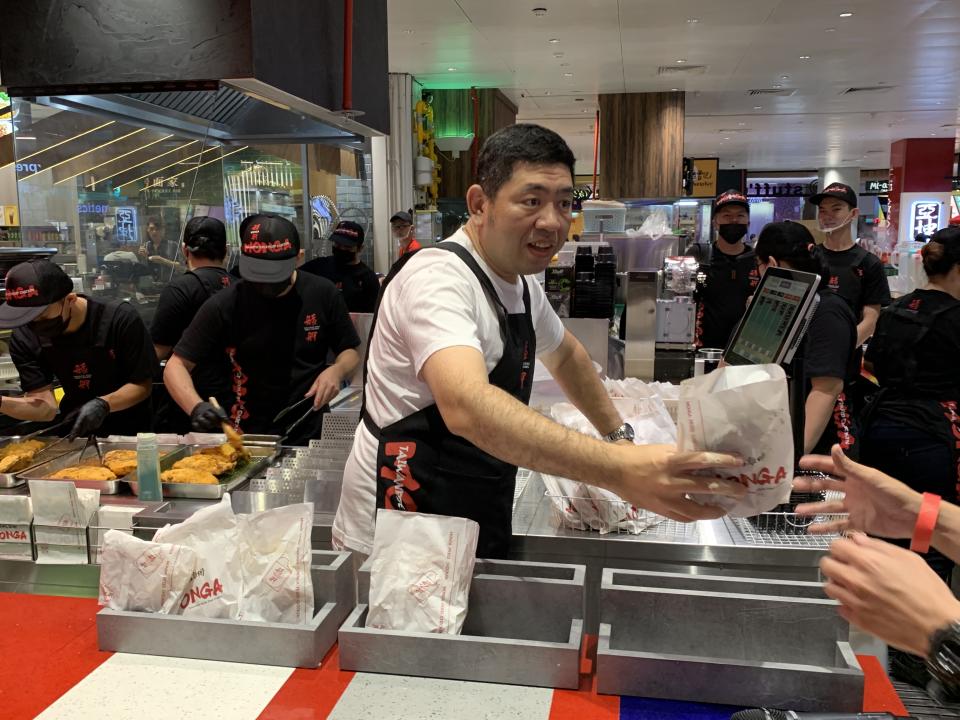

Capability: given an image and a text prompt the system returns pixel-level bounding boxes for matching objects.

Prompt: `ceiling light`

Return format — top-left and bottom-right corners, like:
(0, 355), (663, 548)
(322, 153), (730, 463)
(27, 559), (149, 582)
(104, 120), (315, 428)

(931, 132), (938, 136)
(532, 7), (548, 16)
(839, 12), (853, 18)
(54, 133), (174, 186)
(825, 27), (836, 32)
(553, 52), (564, 58)
(15, 136), (36, 141)
(582, 109), (591, 113)
(676, 58), (687, 64)
(780, 75), (789, 80)
(15, 120), (116, 162)
(686, 18), (699, 24)
(671, 88), (680, 92)
(799, 55), (811, 60)
(447, 67), (457, 71)
(86, 140), (200, 190)
(140, 146), (248, 192)
(737, 122), (746, 126)
(548, 38), (560, 43)
(723, 137), (730, 140)
(753, 106), (763, 110)
(563, 72), (573, 77)
(402, 29), (415, 34)
(773, 84), (782, 89)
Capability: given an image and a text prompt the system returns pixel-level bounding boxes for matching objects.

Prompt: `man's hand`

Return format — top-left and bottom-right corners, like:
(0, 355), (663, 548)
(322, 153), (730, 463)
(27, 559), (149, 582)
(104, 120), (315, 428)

(794, 444), (921, 538)
(305, 366), (342, 409)
(821, 534), (960, 656)
(190, 401), (228, 432)
(66, 398), (110, 439)
(610, 444), (746, 522)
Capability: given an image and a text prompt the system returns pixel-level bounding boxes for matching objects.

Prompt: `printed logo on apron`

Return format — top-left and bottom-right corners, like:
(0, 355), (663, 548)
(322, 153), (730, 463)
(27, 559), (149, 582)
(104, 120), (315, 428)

(381, 441), (420, 511)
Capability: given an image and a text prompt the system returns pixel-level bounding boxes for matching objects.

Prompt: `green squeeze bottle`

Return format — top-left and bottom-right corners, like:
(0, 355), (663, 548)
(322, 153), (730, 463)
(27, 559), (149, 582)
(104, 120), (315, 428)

(136, 433), (163, 502)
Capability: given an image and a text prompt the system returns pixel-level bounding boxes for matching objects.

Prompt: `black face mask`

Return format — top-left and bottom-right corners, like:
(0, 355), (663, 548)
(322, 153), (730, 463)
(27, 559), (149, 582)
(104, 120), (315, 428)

(247, 279), (291, 299)
(332, 247), (357, 265)
(717, 223), (749, 244)
(30, 303), (69, 339)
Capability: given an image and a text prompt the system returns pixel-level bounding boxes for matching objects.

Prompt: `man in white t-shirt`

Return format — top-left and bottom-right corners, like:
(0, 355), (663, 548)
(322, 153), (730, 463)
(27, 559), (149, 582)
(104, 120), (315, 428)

(333, 124), (745, 558)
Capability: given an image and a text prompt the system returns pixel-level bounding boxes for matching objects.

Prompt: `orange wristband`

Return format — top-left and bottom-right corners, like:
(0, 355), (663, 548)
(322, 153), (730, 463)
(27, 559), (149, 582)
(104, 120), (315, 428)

(910, 492), (941, 553)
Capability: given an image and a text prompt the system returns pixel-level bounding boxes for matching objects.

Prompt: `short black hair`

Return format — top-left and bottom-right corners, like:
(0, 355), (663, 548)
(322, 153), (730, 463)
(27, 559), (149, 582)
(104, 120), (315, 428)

(146, 215), (163, 227)
(755, 221), (830, 288)
(476, 123), (576, 198)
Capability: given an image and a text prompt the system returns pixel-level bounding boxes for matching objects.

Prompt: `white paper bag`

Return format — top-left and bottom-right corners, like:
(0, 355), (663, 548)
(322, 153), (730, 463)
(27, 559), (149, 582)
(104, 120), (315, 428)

(239, 502), (314, 624)
(154, 495), (243, 619)
(99, 530), (198, 614)
(366, 510), (478, 634)
(678, 364), (793, 516)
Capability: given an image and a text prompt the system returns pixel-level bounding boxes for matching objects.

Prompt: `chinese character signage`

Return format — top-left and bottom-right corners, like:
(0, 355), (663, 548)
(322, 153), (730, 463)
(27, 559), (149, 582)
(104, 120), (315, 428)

(910, 200), (941, 239)
(692, 158), (719, 198)
(115, 207), (138, 246)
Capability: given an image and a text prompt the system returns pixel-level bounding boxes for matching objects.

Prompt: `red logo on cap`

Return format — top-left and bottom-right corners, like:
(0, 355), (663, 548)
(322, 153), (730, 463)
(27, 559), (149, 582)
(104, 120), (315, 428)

(248, 223), (261, 239)
(825, 184), (847, 193)
(6, 285), (40, 301)
(335, 226), (360, 238)
(243, 239), (292, 255)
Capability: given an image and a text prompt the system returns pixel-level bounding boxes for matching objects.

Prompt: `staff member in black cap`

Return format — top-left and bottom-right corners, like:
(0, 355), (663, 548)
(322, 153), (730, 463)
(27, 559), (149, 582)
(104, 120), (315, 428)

(151, 217), (233, 432)
(390, 211), (421, 257)
(301, 220), (379, 313)
(809, 182), (891, 346)
(164, 213), (361, 443)
(694, 189), (759, 349)
(0, 260), (158, 436)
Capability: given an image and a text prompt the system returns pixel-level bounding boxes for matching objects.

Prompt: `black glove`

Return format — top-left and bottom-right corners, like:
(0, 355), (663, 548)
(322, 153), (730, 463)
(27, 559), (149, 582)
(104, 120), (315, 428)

(190, 401), (228, 432)
(67, 398), (110, 439)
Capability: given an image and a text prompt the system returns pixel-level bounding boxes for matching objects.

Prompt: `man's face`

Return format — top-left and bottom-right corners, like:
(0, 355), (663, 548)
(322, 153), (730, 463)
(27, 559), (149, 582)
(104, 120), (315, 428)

(475, 162), (573, 278)
(391, 221), (412, 240)
(714, 205), (749, 227)
(147, 223), (162, 241)
(817, 198), (855, 230)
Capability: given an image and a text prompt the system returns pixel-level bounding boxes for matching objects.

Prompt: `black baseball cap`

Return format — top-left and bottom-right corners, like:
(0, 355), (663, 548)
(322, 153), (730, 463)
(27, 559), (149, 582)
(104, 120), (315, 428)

(183, 216), (226, 255)
(810, 182), (858, 208)
(238, 213), (300, 283)
(714, 189), (750, 213)
(0, 260), (75, 328)
(329, 220), (365, 248)
(390, 211), (413, 225)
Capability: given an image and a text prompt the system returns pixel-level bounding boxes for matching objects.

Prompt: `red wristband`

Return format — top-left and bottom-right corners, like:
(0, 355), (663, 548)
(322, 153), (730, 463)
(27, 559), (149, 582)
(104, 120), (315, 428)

(910, 492), (941, 554)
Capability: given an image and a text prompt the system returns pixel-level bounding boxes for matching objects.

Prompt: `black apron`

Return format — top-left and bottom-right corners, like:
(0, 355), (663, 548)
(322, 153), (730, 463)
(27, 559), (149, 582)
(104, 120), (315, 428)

(40, 300), (153, 436)
(361, 243), (535, 559)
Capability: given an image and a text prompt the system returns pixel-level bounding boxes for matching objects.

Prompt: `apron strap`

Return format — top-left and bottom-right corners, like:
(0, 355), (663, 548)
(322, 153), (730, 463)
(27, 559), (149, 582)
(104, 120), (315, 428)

(360, 240), (532, 437)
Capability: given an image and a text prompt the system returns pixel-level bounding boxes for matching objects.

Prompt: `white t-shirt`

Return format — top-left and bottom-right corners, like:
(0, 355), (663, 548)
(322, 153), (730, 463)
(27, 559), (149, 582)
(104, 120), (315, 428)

(332, 229), (566, 553)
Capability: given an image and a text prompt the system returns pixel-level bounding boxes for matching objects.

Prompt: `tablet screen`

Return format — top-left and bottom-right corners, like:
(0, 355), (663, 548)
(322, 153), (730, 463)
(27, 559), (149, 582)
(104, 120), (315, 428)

(725, 270), (819, 365)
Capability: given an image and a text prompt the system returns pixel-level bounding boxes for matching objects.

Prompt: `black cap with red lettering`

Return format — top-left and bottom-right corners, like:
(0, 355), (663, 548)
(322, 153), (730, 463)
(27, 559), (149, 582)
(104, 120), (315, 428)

(238, 213), (301, 283)
(329, 220), (365, 248)
(0, 260), (74, 328)
(809, 182), (858, 208)
(714, 189), (750, 213)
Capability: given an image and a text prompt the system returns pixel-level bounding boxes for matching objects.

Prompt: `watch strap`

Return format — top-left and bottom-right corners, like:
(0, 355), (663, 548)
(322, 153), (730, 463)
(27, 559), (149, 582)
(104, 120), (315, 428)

(911, 492), (941, 553)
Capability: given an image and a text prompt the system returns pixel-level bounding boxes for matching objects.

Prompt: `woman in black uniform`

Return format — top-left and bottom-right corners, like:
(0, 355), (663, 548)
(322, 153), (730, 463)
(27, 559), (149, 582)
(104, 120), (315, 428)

(754, 222), (858, 457)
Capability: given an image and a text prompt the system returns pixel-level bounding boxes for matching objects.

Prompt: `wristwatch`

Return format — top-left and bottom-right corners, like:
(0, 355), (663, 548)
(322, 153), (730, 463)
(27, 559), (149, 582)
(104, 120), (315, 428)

(602, 422), (635, 444)
(926, 621), (960, 700)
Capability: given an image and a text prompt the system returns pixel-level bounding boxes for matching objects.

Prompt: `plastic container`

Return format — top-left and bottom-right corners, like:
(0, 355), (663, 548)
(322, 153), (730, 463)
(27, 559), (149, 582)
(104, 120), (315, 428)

(135, 433), (163, 502)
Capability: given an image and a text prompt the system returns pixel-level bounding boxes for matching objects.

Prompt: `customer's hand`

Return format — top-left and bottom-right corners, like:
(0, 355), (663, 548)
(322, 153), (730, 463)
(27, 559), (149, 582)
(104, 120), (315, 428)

(189, 401), (228, 433)
(821, 534), (960, 656)
(611, 444), (745, 522)
(305, 366), (342, 410)
(66, 398), (110, 439)
(793, 444), (922, 538)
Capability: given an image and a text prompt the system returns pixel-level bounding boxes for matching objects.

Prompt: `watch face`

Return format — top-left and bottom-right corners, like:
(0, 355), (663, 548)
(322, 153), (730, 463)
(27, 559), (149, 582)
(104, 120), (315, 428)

(623, 423), (635, 441)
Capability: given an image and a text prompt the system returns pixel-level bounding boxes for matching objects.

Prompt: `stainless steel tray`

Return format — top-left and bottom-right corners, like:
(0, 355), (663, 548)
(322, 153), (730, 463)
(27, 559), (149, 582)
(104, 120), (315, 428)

(0, 436), (88, 488)
(126, 444), (275, 499)
(19, 441), (182, 494)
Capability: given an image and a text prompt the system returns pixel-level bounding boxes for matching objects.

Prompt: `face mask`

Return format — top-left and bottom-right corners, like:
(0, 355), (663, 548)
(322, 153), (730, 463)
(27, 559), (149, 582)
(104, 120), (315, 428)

(247, 279), (291, 299)
(717, 223), (749, 244)
(332, 247), (357, 265)
(31, 302), (69, 339)
(818, 211), (854, 235)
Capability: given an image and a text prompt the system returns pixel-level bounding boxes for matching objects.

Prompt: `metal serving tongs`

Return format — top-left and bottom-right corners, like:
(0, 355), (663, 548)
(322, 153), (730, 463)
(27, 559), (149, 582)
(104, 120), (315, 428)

(78, 434), (103, 465)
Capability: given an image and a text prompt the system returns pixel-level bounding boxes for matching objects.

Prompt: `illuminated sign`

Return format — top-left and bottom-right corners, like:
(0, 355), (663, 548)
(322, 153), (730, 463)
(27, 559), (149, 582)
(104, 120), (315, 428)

(746, 181), (816, 197)
(865, 180), (891, 193)
(692, 158), (719, 198)
(78, 203), (110, 215)
(910, 200), (942, 238)
(15, 161), (43, 174)
(115, 206), (138, 246)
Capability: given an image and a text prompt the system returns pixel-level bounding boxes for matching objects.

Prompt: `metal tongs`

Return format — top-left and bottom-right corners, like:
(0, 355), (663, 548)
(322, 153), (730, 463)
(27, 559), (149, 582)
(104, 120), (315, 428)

(78, 434), (102, 465)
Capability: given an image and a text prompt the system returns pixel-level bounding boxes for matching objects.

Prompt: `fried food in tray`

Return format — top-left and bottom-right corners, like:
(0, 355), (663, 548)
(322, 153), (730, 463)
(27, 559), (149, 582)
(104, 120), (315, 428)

(200, 442), (250, 464)
(0, 439), (48, 473)
(102, 450), (138, 477)
(173, 452), (236, 476)
(160, 468), (219, 485)
(50, 465), (118, 481)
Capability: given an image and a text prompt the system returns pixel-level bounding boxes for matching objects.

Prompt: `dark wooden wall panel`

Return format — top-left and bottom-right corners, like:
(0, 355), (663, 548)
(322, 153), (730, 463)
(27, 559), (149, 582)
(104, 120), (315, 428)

(432, 88), (518, 199)
(599, 92), (684, 199)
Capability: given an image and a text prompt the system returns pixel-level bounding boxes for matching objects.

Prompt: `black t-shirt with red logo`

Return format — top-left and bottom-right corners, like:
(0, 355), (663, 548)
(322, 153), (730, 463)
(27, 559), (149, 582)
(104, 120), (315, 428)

(151, 267), (233, 399)
(300, 256), (379, 313)
(173, 272), (361, 441)
(815, 244), (890, 319)
(695, 243), (760, 349)
(865, 289), (960, 441)
(9, 297), (158, 435)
